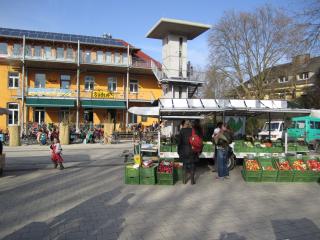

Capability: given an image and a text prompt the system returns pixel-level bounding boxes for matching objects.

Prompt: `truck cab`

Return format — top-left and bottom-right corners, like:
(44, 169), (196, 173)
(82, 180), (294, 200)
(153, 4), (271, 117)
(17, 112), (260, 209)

(258, 121), (284, 141)
(287, 116), (320, 149)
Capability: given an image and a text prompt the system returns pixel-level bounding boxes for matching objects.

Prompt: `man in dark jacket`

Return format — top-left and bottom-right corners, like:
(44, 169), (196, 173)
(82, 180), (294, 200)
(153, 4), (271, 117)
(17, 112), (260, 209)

(177, 120), (198, 184)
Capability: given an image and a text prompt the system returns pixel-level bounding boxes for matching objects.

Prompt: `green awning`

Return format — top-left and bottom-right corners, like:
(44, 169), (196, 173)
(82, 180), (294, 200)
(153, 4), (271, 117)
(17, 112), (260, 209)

(26, 98), (75, 107)
(81, 100), (126, 109)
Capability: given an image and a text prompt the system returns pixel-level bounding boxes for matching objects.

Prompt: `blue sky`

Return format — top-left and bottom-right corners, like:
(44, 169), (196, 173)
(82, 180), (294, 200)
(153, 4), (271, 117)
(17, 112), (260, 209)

(0, 0), (300, 67)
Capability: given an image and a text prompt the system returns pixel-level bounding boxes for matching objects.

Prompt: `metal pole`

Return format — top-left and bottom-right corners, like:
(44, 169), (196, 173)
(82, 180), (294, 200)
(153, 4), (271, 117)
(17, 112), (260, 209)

(21, 35), (26, 137)
(285, 132), (288, 154)
(76, 40), (80, 132)
(268, 112), (271, 140)
(126, 44), (129, 129)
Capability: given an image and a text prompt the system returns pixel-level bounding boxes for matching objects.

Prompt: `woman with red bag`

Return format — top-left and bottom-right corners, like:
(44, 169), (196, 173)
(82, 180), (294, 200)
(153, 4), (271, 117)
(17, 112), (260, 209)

(50, 137), (64, 170)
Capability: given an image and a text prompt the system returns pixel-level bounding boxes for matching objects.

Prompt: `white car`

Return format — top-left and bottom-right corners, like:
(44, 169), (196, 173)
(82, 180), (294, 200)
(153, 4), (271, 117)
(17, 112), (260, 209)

(258, 121), (284, 141)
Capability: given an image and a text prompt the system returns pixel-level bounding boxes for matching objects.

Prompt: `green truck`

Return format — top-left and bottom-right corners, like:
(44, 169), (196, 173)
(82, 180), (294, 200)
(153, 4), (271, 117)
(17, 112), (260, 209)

(287, 116), (320, 151)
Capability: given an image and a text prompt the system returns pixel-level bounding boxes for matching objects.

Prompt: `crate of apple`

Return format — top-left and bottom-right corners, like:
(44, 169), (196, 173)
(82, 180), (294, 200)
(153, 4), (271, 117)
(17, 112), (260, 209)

(246, 160), (260, 171)
(292, 160), (307, 171)
(158, 161), (173, 174)
(278, 161), (291, 171)
(306, 160), (320, 171)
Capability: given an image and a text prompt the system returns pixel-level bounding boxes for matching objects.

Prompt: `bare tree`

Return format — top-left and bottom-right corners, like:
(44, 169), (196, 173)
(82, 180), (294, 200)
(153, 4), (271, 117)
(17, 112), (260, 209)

(208, 5), (305, 99)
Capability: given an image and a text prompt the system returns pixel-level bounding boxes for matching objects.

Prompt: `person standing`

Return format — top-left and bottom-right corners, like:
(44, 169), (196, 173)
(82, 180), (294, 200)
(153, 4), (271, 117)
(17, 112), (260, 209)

(214, 124), (230, 180)
(209, 122), (223, 171)
(50, 137), (64, 170)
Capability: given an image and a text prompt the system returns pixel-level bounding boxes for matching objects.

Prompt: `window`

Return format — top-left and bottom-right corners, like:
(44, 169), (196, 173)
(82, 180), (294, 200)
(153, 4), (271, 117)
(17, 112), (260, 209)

(60, 75), (71, 89)
(8, 72), (19, 88)
(107, 77), (117, 92)
(25, 45), (32, 57)
(34, 109), (45, 124)
(8, 103), (19, 125)
(129, 79), (138, 93)
(66, 48), (73, 60)
(35, 73), (46, 88)
(297, 121), (305, 129)
(114, 52), (120, 64)
(56, 47), (64, 59)
(106, 51), (112, 63)
(84, 51), (91, 63)
(44, 47), (52, 59)
(122, 52), (128, 65)
(59, 109), (69, 122)
(84, 109), (93, 122)
(34, 46), (42, 58)
(0, 42), (8, 54)
(278, 76), (288, 83)
(297, 72), (309, 80)
(129, 113), (137, 124)
(13, 44), (22, 56)
(141, 116), (148, 122)
(310, 121), (320, 129)
(97, 51), (104, 63)
(84, 76), (94, 90)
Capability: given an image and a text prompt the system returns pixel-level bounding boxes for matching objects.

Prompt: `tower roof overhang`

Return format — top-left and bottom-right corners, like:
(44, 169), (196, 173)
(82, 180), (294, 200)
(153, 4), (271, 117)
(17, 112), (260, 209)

(146, 18), (211, 40)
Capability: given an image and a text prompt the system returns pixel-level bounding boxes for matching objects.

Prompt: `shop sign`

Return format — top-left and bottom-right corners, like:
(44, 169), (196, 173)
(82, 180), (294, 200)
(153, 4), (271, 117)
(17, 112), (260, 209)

(92, 90), (114, 99)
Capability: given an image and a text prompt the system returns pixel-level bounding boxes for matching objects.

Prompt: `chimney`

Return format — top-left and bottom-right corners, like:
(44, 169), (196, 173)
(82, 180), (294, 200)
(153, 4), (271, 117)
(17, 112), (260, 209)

(292, 54), (310, 65)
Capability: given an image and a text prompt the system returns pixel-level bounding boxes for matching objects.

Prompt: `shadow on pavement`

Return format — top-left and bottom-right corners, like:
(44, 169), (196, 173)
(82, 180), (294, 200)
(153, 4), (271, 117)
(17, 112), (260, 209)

(219, 232), (246, 240)
(2, 187), (133, 240)
(272, 218), (320, 240)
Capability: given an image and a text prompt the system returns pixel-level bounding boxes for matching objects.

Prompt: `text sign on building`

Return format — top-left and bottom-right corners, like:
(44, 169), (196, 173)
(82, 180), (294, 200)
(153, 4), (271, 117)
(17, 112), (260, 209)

(92, 90), (114, 99)
(27, 88), (73, 97)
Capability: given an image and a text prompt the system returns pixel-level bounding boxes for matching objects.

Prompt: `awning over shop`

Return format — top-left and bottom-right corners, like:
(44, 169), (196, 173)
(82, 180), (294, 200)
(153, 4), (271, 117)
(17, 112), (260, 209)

(26, 98), (75, 107)
(128, 106), (159, 117)
(81, 100), (126, 109)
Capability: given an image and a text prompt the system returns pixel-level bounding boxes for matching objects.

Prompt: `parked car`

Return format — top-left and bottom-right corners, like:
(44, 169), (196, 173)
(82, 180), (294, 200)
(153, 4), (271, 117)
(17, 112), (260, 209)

(258, 121), (284, 141)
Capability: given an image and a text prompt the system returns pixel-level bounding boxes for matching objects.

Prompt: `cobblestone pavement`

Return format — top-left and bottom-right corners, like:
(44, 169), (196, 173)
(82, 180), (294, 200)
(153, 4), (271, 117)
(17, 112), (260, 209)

(0, 143), (320, 240)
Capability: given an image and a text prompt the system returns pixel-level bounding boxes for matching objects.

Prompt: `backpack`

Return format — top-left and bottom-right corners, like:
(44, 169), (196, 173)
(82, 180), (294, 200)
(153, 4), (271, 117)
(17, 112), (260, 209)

(189, 128), (203, 154)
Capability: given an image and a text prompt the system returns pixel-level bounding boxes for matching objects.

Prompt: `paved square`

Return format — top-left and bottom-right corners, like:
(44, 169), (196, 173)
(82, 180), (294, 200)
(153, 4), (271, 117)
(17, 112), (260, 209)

(0, 144), (319, 240)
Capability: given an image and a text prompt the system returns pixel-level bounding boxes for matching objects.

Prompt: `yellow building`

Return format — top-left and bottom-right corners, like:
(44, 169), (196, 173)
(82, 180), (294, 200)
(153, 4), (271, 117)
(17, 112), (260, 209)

(0, 28), (163, 132)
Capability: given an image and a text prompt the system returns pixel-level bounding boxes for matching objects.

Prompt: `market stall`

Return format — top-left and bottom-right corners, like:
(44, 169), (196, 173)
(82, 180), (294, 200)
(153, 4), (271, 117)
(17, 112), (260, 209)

(0, 108), (9, 176)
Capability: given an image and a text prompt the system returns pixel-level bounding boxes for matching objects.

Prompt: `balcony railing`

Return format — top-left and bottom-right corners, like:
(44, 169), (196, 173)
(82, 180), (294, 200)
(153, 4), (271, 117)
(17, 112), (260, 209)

(23, 88), (156, 102)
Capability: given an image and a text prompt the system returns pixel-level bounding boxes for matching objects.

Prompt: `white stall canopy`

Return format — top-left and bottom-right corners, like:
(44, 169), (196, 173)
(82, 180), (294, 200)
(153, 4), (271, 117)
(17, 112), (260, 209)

(128, 106), (159, 117)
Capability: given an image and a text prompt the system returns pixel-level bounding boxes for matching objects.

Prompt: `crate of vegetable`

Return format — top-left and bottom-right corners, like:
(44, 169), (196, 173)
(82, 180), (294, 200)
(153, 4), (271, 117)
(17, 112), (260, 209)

(287, 158), (314, 182)
(304, 158), (320, 182)
(157, 160), (174, 185)
(125, 164), (140, 184)
(242, 159), (262, 182)
(257, 157), (278, 182)
(275, 158), (294, 182)
(173, 162), (184, 181)
(140, 163), (157, 185)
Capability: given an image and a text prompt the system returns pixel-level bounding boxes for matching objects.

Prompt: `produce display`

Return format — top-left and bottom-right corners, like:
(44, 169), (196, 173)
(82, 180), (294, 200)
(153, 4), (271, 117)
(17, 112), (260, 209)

(278, 160), (291, 170)
(245, 160), (260, 171)
(306, 160), (320, 171)
(142, 160), (154, 168)
(292, 160), (307, 171)
(262, 166), (275, 171)
(158, 161), (173, 173)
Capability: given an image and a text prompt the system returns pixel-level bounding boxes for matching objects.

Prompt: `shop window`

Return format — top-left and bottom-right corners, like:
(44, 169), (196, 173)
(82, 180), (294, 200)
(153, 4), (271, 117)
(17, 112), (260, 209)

(34, 46), (42, 58)
(108, 77), (117, 92)
(35, 73), (46, 88)
(0, 42), (8, 55)
(34, 109), (45, 124)
(129, 113), (137, 124)
(59, 109), (69, 122)
(8, 72), (19, 88)
(84, 76), (94, 91)
(84, 109), (93, 122)
(129, 79), (138, 93)
(8, 103), (19, 125)
(106, 51), (112, 63)
(44, 46), (52, 59)
(141, 116), (148, 122)
(66, 48), (73, 60)
(97, 51), (104, 63)
(56, 47), (64, 59)
(61, 74), (71, 89)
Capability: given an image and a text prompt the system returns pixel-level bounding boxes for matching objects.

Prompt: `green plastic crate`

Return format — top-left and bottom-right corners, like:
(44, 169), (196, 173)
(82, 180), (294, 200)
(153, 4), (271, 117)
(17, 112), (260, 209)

(139, 165), (157, 185)
(303, 158), (320, 182)
(287, 158), (315, 182)
(258, 157), (278, 182)
(174, 167), (184, 181)
(274, 159), (294, 182)
(242, 159), (262, 182)
(140, 176), (156, 185)
(157, 171), (174, 185)
(125, 165), (140, 184)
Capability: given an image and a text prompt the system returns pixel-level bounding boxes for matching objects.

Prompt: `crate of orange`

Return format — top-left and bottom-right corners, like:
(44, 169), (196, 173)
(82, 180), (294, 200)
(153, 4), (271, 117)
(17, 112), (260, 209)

(303, 157), (320, 182)
(242, 158), (262, 182)
(287, 157), (315, 182)
(275, 158), (294, 182)
(257, 157), (278, 182)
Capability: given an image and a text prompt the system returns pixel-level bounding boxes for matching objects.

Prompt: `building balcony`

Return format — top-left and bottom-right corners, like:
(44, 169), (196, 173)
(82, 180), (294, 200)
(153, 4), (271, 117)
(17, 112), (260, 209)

(20, 88), (157, 102)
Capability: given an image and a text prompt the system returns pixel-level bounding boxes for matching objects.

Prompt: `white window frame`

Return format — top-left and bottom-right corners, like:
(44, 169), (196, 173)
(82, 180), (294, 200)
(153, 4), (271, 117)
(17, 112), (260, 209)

(59, 109), (70, 122)
(96, 51), (104, 63)
(13, 44), (22, 56)
(8, 103), (19, 125)
(44, 46), (52, 59)
(34, 46), (42, 58)
(35, 73), (46, 88)
(25, 45), (32, 57)
(60, 74), (71, 89)
(8, 72), (19, 89)
(84, 51), (91, 63)
(122, 52), (128, 65)
(0, 42), (8, 55)
(108, 77), (117, 92)
(56, 47), (65, 59)
(278, 76), (288, 83)
(84, 76), (95, 91)
(129, 79), (138, 93)
(106, 51), (112, 63)
(34, 109), (45, 124)
(66, 48), (74, 60)
(114, 52), (121, 64)
(297, 72), (309, 81)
